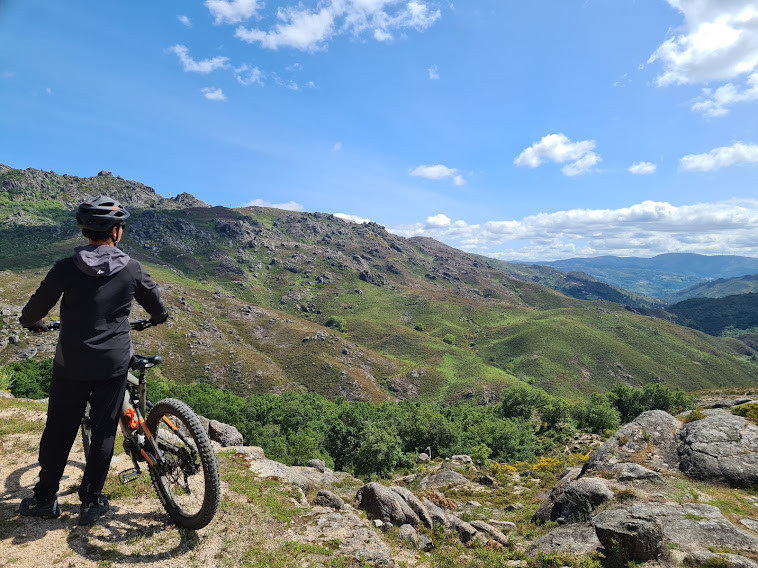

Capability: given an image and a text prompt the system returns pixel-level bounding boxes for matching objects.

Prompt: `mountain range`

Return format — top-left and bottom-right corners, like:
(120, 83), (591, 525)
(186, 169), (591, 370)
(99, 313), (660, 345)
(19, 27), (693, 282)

(2, 164), (757, 402)
(535, 253), (758, 299)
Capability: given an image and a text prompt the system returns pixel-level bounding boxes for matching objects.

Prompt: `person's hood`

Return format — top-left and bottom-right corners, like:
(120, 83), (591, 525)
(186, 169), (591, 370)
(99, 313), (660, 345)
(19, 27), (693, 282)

(73, 245), (131, 277)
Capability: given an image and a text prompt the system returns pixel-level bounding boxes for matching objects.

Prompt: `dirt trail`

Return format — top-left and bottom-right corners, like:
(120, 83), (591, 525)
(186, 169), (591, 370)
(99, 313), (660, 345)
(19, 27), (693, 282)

(0, 407), (229, 568)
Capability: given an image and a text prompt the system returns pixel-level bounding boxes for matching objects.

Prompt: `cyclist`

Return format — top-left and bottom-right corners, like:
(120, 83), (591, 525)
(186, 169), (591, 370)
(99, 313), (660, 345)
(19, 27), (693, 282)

(18, 196), (168, 526)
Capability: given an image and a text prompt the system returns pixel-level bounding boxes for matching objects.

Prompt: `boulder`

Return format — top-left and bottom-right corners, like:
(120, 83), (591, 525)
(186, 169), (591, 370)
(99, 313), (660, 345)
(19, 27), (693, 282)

(312, 490), (344, 510)
(528, 522), (601, 556)
(594, 509), (664, 562)
(582, 410), (681, 474)
(416, 453), (430, 463)
(397, 524), (419, 548)
(451, 454), (473, 464)
(419, 468), (472, 489)
(678, 413), (758, 488)
(209, 419), (244, 447)
(470, 520), (510, 546)
(533, 476), (613, 524)
(389, 486), (433, 528)
(284, 508), (395, 567)
(611, 462), (663, 482)
(604, 502), (758, 559)
(422, 498), (451, 529)
(356, 482), (420, 527)
(306, 458), (326, 473)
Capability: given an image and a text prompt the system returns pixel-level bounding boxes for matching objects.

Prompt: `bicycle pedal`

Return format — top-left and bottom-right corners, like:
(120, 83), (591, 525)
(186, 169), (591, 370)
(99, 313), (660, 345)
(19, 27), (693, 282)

(118, 468), (142, 484)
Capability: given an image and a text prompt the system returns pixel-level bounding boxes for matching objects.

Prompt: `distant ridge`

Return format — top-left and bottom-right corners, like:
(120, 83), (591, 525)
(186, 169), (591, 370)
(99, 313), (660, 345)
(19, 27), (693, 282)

(533, 253), (758, 298)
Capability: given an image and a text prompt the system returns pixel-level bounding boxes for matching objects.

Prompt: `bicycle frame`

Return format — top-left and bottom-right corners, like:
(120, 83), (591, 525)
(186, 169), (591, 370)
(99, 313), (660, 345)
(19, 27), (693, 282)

(117, 356), (200, 484)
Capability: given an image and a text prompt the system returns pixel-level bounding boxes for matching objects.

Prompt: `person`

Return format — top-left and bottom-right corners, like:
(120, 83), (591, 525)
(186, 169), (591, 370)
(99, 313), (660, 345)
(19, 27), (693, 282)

(17, 196), (168, 526)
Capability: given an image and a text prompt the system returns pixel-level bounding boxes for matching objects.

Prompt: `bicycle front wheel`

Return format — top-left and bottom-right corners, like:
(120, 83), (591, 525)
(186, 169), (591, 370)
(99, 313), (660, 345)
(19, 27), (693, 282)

(145, 398), (220, 530)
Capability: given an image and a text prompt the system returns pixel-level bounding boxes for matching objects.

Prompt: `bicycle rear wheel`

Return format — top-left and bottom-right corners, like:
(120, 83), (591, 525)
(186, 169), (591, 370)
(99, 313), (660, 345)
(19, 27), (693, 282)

(145, 398), (220, 530)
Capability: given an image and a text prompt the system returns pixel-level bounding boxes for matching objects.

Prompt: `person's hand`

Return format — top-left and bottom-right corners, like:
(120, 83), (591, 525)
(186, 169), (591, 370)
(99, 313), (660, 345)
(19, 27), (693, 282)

(28, 320), (49, 333)
(150, 311), (169, 325)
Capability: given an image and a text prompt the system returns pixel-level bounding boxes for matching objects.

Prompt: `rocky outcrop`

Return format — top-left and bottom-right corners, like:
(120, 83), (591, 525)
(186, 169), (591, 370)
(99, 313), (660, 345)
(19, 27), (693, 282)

(582, 410), (682, 474)
(285, 507), (396, 567)
(594, 508), (665, 562)
(355, 482), (421, 527)
(533, 476), (614, 524)
(678, 413), (758, 488)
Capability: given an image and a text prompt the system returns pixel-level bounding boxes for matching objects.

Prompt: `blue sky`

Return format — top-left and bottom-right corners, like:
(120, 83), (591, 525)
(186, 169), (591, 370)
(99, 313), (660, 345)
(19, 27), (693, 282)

(1, 0), (757, 260)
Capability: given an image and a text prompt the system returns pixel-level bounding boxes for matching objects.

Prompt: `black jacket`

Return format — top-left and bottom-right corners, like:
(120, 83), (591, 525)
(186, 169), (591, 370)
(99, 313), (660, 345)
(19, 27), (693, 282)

(20, 245), (167, 381)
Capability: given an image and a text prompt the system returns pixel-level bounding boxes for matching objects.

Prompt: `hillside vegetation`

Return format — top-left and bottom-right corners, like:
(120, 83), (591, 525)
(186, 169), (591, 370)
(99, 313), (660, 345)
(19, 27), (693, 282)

(2, 165), (758, 401)
(665, 273), (758, 304)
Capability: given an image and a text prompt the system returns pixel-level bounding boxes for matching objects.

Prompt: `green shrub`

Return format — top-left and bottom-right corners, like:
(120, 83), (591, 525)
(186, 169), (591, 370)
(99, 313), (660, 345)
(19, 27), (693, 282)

(3, 359), (53, 399)
(442, 334), (455, 345)
(732, 402), (758, 422)
(572, 393), (621, 434)
(325, 316), (346, 332)
(413, 323), (425, 331)
(681, 408), (707, 423)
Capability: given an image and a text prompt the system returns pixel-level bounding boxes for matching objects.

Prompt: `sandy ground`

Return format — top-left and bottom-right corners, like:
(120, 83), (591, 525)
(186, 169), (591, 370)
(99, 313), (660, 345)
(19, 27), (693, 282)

(0, 405), (231, 568)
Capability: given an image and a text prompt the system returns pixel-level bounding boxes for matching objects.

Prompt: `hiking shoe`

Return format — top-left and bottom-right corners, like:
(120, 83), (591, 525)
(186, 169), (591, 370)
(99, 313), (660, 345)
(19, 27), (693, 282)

(19, 496), (61, 519)
(78, 495), (110, 526)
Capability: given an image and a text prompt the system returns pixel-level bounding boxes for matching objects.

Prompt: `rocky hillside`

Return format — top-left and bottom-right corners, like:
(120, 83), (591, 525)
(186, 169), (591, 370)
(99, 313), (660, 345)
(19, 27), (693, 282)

(2, 165), (758, 400)
(3, 390), (758, 567)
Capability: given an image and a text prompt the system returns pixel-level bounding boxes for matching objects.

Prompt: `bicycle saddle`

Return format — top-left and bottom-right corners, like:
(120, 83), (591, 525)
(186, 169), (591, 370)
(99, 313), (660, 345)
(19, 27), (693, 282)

(130, 354), (163, 370)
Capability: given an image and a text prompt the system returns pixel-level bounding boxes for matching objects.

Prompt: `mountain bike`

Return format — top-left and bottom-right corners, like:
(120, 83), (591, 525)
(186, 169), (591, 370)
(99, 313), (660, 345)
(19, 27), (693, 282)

(69, 320), (220, 530)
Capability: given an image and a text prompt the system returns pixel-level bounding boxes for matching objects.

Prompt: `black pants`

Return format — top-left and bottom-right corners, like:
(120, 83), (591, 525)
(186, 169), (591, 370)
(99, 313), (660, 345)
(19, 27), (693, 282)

(34, 374), (127, 504)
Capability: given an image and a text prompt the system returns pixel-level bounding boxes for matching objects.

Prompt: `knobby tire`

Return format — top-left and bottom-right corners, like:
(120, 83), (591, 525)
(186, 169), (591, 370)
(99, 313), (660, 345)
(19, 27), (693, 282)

(145, 398), (220, 530)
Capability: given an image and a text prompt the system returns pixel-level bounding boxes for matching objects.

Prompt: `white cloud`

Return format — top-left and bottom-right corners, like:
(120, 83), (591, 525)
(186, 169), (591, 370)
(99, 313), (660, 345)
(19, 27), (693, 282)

(649, 0), (758, 86)
(205, 0), (262, 25)
(628, 161), (657, 175)
(389, 199), (758, 260)
(0, 71), (15, 79)
(178, 15), (193, 27)
(332, 142), (343, 152)
(425, 213), (451, 228)
(169, 45), (229, 73)
(235, 64), (265, 85)
(234, 0), (441, 51)
(201, 87), (227, 101)
(648, 1), (758, 116)
(244, 198), (305, 211)
(410, 164), (465, 185)
(428, 64), (439, 80)
(334, 212), (370, 224)
(680, 142), (758, 171)
(692, 72), (758, 116)
(514, 133), (601, 176)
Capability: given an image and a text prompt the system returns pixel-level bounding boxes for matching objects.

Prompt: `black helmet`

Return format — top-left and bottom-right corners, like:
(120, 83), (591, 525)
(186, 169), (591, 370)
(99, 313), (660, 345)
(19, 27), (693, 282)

(76, 196), (130, 231)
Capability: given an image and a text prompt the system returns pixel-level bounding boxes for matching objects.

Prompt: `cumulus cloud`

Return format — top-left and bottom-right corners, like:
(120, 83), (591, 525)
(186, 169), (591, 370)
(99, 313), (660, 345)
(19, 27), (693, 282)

(169, 45), (229, 73)
(334, 212), (370, 223)
(235, 64), (265, 85)
(178, 15), (193, 27)
(425, 213), (451, 228)
(680, 142), (758, 171)
(244, 198), (305, 211)
(201, 87), (227, 101)
(410, 164), (465, 185)
(428, 64), (439, 80)
(206, 0), (262, 25)
(514, 133), (601, 176)
(648, 1), (758, 116)
(235, 0), (441, 51)
(389, 199), (758, 260)
(628, 161), (657, 175)
(692, 72), (758, 117)
(649, 0), (758, 86)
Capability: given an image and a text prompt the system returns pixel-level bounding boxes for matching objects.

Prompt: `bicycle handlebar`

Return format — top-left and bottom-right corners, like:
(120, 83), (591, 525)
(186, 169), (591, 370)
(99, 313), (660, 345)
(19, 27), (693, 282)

(32, 319), (161, 332)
